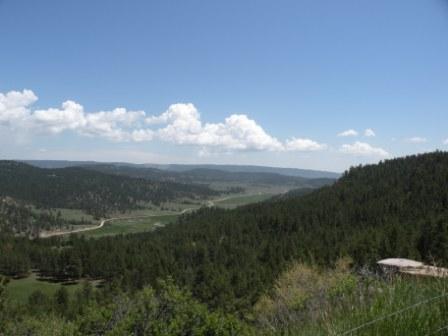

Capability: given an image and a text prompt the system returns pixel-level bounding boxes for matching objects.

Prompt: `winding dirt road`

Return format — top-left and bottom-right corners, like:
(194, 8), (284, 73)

(39, 206), (198, 238)
(39, 193), (262, 238)
(40, 217), (109, 238)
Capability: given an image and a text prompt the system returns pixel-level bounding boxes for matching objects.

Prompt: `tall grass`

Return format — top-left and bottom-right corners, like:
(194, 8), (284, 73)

(254, 261), (448, 335)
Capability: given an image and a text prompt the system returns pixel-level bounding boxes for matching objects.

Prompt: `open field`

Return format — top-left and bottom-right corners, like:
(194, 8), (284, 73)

(211, 193), (275, 208)
(32, 207), (95, 223)
(81, 193), (276, 238)
(36, 191), (280, 239)
(13, 192), (277, 303)
(5, 273), (86, 305)
(119, 202), (201, 216)
(209, 181), (292, 195)
(81, 214), (179, 238)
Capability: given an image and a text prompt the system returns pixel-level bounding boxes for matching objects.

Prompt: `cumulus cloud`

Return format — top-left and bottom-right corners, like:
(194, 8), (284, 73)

(0, 90), (145, 141)
(405, 137), (427, 144)
(338, 129), (358, 137)
(148, 104), (284, 151)
(285, 138), (327, 151)
(0, 89), (37, 124)
(340, 141), (389, 157)
(364, 128), (375, 137)
(32, 101), (145, 141)
(0, 89), (326, 153)
(130, 129), (154, 142)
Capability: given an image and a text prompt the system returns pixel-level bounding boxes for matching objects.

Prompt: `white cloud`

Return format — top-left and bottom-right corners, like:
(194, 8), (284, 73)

(130, 129), (154, 142)
(0, 89), (37, 124)
(0, 89), (328, 153)
(405, 137), (427, 144)
(33, 101), (87, 134)
(144, 103), (284, 151)
(148, 104), (329, 152)
(443, 139), (448, 145)
(338, 129), (358, 137)
(285, 137), (327, 151)
(32, 101), (145, 141)
(1, 90), (145, 141)
(340, 141), (389, 157)
(364, 128), (376, 137)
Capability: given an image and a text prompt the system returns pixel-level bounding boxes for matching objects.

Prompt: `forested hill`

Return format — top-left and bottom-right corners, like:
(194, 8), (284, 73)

(123, 151), (448, 308)
(0, 197), (91, 237)
(0, 161), (218, 217)
(146, 163), (340, 179)
(6, 152), (448, 313)
(23, 160), (340, 179)
(82, 164), (334, 188)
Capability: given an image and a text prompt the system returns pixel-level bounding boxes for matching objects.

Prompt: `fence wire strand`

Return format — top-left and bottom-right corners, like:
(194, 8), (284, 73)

(338, 292), (448, 335)
(426, 324), (448, 336)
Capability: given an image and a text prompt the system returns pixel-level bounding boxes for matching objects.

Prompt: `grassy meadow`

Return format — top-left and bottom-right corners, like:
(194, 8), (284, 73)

(4, 191), (279, 302)
(80, 214), (179, 238)
(77, 192), (277, 238)
(212, 193), (275, 208)
(6, 273), (85, 305)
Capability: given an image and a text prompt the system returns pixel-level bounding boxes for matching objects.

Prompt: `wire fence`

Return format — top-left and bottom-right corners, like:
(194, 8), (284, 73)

(338, 292), (448, 335)
(426, 324), (448, 336)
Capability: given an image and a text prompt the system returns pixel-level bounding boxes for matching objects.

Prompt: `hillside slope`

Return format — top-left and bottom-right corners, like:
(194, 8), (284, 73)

(149, 151), (448, 308)
(0, 161), (218, 217)
(23, 160), (340, 179)
(9, 152), (447, 313)
(81, 164), (334, 189)
(146, 163), (340, 179)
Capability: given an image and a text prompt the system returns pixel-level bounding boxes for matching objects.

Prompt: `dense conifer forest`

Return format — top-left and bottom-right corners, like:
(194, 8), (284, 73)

(2, 152), (448, 334)
(0, 161), (219, 217)
(0, 197), (91, 238)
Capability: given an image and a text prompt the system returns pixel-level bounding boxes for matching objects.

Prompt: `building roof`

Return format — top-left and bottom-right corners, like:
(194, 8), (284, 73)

(401, 265), (448, 278)
(377, 258), (424, 268)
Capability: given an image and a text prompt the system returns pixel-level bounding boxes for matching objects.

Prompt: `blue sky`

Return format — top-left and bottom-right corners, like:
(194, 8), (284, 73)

(1, 0), (447, 172)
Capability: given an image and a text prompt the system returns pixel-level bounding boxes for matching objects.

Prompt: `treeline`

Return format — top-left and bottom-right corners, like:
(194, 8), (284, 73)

(3, 261), (445, 335)
(84, 164), (334, 188)
(0, 198), (90, 238)
(0, 276), (250, 335)
(0, 161), (219, 217)
(2, 152), (448, 314)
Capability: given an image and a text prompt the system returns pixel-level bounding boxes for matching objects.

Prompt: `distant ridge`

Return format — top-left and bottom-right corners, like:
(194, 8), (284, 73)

(21, 160), (99, 169)
(144, 163), (340, 179)
(0, 160), (218, 217)
(21, 160), (339, 179)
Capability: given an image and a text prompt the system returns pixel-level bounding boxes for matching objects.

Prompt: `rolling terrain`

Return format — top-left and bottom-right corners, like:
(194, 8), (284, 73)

(2, 152), (448, 334)
(0, 161), (219, 219)
(0, 160), (334, 237)
(145, 163), (341, 179)
(23, 160), (337, 193)
(23, 160), (340, 179)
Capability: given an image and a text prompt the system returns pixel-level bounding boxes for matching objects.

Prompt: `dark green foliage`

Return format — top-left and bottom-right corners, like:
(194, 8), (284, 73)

(0, 275), (9, 327)
(54, 286), (69, 314)
(28, 290), (50, 309)
(85, 164), (335, 189)
(0, 161), (219, 218)
(0, 233), (31, 276)
(2, 279), (250, 335)
(0, 197), (90, 236)
(2, 152), (448, 319)
(24, 160), (340, 179)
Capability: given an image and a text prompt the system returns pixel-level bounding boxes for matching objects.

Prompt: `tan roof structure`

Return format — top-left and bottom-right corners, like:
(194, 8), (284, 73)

(377, 258), (424, 268)
(377, 258), (448, 278)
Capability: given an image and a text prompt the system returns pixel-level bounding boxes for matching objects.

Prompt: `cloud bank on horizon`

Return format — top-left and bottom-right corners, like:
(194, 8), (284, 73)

(2, 88), (434, 159)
